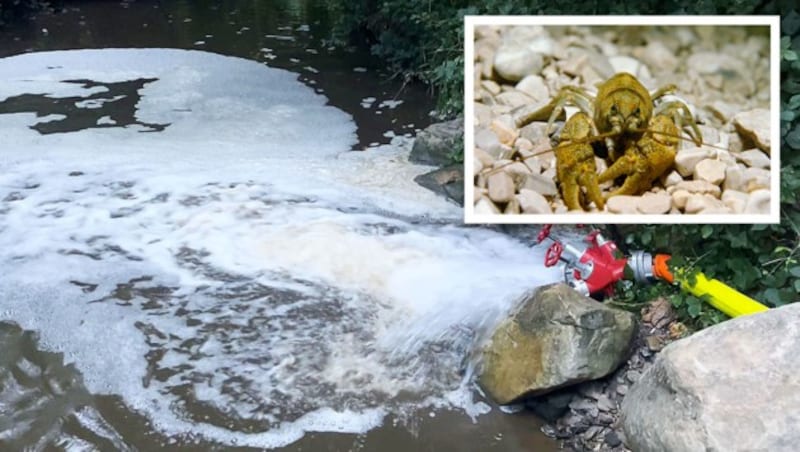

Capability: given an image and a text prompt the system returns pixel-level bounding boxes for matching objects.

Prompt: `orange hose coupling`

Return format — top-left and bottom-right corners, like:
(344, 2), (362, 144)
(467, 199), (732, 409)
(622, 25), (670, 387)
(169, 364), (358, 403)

(652, 254), (674, 284)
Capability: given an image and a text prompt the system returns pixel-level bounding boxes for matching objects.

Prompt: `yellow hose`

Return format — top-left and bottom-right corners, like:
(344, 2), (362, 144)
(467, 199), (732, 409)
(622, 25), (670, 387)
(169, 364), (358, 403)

(678, 272), (769, 318)
(652, 254), (769, 318)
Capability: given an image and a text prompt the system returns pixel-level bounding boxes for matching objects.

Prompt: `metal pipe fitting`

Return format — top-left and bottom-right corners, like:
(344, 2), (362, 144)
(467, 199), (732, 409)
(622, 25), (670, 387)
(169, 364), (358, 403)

(629, 251), (654, 283)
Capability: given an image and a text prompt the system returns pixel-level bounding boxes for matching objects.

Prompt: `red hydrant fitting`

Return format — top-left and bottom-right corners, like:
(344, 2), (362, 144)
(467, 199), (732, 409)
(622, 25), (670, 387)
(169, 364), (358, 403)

(536, 225), (653, 296)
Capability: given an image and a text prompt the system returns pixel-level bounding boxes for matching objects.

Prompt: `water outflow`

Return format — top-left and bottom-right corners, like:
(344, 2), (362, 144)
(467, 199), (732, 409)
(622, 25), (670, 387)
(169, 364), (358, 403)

(0, 49), (563, 448)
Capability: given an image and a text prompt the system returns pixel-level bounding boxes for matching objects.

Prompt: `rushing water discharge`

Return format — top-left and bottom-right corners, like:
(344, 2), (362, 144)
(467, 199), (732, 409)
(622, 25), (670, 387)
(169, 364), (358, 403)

(0, 48), (563, 450)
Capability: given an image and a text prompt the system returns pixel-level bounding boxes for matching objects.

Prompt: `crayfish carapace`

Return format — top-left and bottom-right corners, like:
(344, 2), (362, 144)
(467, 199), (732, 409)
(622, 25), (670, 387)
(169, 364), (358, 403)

(516, 72), (704, 211)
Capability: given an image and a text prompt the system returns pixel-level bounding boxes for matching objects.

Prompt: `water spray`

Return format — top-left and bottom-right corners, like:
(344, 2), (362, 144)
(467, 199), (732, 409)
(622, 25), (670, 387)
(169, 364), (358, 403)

(536, 225), (769, 318)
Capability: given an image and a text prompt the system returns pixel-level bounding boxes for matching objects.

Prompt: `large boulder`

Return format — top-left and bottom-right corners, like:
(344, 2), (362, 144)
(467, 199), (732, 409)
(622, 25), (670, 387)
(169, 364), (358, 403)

(409, 118), (463, 167)
(621, 303), (800, 452)
(478, 284), (637, 404)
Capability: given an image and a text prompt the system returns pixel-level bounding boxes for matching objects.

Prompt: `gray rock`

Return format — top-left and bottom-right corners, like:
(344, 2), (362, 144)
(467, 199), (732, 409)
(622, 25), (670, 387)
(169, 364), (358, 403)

(622, 304), (800, 452)
(494, 45), (544, 82)
(684, 193), (725, 214)
(473, 156), (483, 177)
(527, 390), (574, 422)
(474, 102), (493, 126)
(474, 196), (500, 214)
(474, 147), (495, 168)
(409, 119), (463, 167)
(634, 41), (678, 73)
(489, 116), (519, 146)
(744, 189), (770, 214)
(721, 189), (749, 213)
(637, 192), (671, 214)
(475, 128), (503, 159)
(669, 180), (722, 197)
(596, 394), (615, 412)
(604, 431), (622, 448)
(479, 284), (636, 404)
(736, 149), (771, 169)
(693, 159), (727, 185)
(675, 147), (714, 177)
(734, 108), (771, 154)
(607, 195), (639, 214)
(517, 189), (552, 214)
(488, 171), (515, 203)
(495, 90), (534, 108)
(522, 173), (558, 197)
(413, 164), (463, 205)
(515, 75), (550, 103)
(742, 167), (770, 192)
(723, 164), (745, 192)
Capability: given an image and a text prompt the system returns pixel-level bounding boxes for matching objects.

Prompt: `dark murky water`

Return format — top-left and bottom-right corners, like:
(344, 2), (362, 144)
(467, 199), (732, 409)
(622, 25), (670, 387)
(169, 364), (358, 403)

(0, 2), (558, 451)
(0, 0), (436, 148)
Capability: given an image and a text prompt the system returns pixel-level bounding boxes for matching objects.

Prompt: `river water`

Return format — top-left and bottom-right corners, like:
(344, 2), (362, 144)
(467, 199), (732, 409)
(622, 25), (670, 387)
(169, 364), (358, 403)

(0, 2), (561, 451)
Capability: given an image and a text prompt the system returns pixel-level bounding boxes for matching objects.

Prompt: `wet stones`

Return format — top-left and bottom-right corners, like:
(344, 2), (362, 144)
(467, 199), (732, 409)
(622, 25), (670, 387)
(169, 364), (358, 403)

(413, 164), (464, 205)
(409, 119), (464, 167)
(472, 25), (772, 215)
(536, 298), (685, 452)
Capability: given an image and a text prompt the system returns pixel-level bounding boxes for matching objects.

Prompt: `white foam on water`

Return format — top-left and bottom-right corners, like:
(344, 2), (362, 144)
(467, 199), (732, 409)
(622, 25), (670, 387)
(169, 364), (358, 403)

(0, 49), (563, 449)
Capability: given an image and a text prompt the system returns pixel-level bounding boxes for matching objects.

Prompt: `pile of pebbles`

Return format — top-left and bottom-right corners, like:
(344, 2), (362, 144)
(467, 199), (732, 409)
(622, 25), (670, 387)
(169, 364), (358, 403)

(527, 298), (685, 451)
(472, 25), (772, 215)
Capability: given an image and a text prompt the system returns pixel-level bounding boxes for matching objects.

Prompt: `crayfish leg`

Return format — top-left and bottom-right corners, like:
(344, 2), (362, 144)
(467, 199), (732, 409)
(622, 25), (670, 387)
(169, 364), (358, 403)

(559, 174), (583, 211)
(546, 86), (596, 135)
(556, 112), (603, 211)
(601, 151), (650, 198)
(653, 99), (703, 147)
(578, 172), (605, 210)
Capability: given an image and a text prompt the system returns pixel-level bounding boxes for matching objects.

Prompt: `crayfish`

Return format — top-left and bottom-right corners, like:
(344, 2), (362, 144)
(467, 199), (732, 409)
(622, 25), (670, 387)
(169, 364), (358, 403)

(516, 72), (703, 211)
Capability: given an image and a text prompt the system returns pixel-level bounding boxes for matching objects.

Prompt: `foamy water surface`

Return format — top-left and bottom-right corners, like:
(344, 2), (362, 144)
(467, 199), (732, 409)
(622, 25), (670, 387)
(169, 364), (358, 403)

(0, 49), (562, 448)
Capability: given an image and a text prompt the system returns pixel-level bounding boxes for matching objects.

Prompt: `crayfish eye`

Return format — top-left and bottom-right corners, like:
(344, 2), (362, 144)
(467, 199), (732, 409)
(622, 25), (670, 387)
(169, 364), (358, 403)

(610, 104), (618, 115)
(633, 107), (641, 118)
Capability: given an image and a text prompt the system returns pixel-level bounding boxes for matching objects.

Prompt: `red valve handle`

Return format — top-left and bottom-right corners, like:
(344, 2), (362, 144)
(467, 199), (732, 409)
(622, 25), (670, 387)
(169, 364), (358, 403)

(536, 224), (552, 244)
(545, 242), (564, 267)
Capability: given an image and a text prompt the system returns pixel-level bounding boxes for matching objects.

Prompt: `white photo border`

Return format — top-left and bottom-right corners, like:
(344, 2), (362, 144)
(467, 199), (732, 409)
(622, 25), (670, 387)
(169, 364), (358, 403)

(464, 15), (781, 224)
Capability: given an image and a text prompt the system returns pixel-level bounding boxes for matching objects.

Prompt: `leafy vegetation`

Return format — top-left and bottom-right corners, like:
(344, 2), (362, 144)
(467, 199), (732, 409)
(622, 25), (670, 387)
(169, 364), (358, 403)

(329, 0), (779, 118)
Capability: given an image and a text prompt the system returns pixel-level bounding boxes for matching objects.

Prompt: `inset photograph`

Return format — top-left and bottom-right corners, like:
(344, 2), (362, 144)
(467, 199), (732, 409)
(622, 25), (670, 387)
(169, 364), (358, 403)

(465, 16), (779, 223)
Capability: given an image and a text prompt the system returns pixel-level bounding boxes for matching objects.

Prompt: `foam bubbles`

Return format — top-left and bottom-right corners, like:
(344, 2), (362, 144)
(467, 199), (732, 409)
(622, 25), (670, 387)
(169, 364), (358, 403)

(0, 49), (563, 448)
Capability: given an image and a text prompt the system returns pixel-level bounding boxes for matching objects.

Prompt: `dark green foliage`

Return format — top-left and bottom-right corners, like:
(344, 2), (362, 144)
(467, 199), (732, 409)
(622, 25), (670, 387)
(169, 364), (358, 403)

(330, 0), (769, 118)
(0, 0), (53, 25)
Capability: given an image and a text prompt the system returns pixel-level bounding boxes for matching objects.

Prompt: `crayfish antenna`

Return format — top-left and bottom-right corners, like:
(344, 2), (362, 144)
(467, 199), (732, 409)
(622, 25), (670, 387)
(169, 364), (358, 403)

(640, 128), (728, 152)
